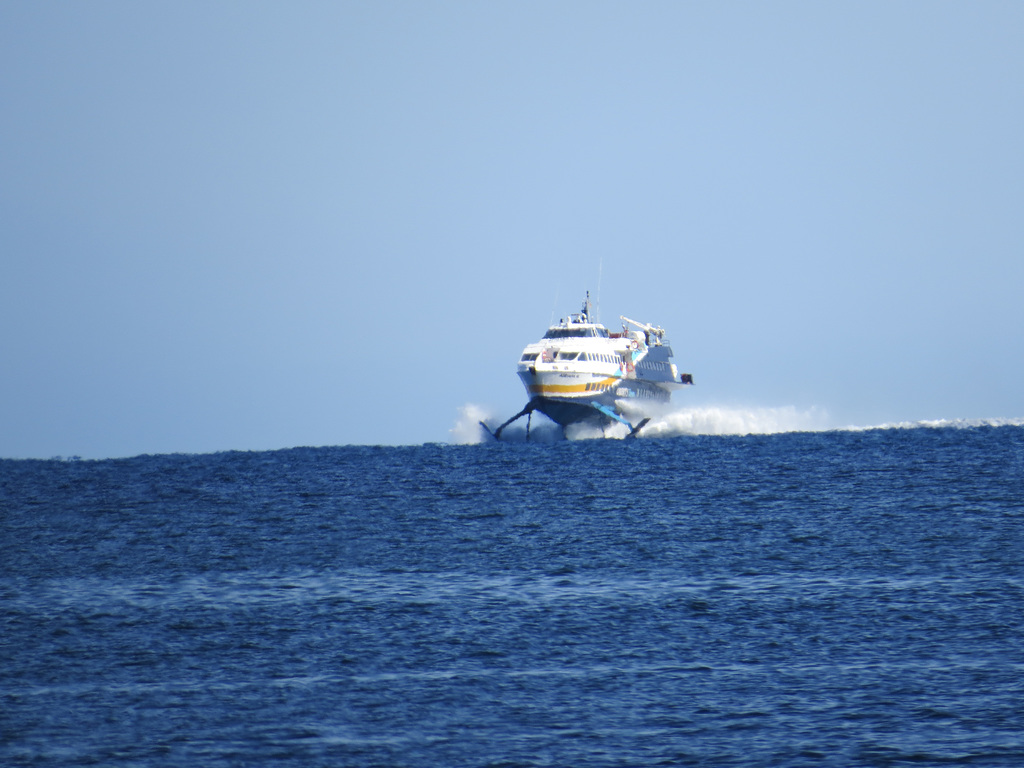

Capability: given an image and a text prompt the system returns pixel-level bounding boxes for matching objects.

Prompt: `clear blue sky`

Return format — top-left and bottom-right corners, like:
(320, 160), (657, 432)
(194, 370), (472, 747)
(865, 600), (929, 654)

(3, 2), (1023, 458)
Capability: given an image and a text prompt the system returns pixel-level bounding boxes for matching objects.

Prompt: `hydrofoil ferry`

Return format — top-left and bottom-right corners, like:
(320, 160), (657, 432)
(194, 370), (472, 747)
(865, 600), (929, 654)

(482, 294), (693, 439)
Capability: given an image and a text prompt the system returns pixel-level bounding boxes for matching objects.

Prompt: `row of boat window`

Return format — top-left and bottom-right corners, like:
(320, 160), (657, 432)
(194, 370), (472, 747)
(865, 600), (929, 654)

(520, 351), (622, 363)
(542, 327), (610, 339)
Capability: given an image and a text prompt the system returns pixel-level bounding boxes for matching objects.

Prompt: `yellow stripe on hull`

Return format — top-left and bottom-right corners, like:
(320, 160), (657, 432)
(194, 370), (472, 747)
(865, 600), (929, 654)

(527, 377), (619, 396)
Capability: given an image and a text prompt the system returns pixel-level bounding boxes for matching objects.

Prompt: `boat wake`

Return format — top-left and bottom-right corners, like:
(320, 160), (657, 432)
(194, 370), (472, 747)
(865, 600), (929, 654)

(621, 402), (830, 438)
(451, 402), (831, 444)
(843, 416), (1024, 432)
(451, 404), (1024, 444)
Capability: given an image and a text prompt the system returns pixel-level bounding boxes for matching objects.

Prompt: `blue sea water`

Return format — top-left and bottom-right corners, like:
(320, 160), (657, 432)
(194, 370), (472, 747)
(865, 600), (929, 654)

(2, 424), (1024, 767)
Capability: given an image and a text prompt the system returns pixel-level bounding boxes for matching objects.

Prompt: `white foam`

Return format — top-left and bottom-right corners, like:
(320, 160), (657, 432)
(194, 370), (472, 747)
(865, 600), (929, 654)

(449, 403), (493, 444)
(636, 408), (1024, 438)
(622, 402), (831, 437)
(564, 420), (628, 441)
(842, 416), (1024, 433)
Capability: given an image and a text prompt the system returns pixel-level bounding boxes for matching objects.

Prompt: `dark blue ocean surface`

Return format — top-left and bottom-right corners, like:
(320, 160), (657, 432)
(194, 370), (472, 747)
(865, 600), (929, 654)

(3, 425), (1024, 766)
